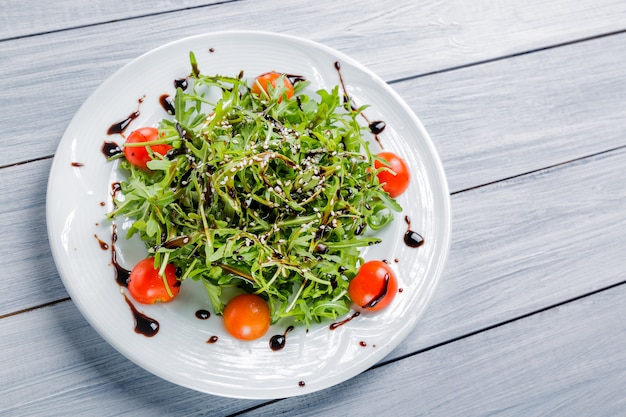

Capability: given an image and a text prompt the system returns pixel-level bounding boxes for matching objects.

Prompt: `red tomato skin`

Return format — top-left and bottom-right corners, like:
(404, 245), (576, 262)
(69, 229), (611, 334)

(123, 127), (171, 170)
(223, 294), (271, 340)
(127, 257), (180, 304)
(374, 152), (410, 198)
(348, 260), (398, 311)
(251, 72), (294, 101)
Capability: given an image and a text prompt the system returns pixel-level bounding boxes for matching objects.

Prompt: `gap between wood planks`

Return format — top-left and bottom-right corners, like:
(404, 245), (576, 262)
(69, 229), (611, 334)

(450, 143), (626, 195)
(386, 28), (626, 85)
(1, 27), (625, 170)
(228, 276), (626, 416)
(2, 23), (626, 408)
(0, 0), (245, 43)
(0, 297), (70, 320)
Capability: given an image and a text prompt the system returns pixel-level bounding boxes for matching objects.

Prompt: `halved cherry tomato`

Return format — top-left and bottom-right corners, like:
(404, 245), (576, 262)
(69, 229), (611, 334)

(127, 257), (180, 304)
(374, 151), (410, 198)
(223, 294), (271, 340)
(123, 127), (172, 170)
(348, 260), (398, 311)
(251, 72), (294, 101)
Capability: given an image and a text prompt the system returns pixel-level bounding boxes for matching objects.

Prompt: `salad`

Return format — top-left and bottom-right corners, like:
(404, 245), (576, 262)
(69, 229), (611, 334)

(106, 52), (410, 340)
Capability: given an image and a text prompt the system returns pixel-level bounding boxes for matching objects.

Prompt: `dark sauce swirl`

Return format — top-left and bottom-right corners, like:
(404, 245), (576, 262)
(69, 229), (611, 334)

(404, 216), (425, 248)
(362, 273), (390, 309)
(107, 111), (139, 135)
(195, 309), (211, 320)
(269, 326), (294, 351)
(330, 312), (360, 330)
(123, 294), (159, 337)
(334, 61), (385, 148)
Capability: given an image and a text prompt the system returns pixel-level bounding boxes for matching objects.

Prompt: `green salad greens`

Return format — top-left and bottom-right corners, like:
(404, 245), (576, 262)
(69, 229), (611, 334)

(107, 53), (402, 327)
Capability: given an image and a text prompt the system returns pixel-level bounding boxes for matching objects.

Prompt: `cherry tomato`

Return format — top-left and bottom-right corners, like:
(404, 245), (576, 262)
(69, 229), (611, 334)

(223, 294), (271, 340)
(374, 152), (410, 198)
(251, 72), (294, 101)
(127, 257), (180, 304)
(123, 127), (172, 170)
(348, 260), (398, 311)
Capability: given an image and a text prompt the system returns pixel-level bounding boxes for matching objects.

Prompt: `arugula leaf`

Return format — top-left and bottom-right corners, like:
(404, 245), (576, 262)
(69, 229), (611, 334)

(107, 57), (402, 327)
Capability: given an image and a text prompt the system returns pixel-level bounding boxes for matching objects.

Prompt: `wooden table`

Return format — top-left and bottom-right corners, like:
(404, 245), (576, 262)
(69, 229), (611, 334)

(2, 1), (626, 415)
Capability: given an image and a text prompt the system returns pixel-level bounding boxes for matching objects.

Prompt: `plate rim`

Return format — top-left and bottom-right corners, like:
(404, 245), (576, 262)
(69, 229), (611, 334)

(46, 30), (451, 399)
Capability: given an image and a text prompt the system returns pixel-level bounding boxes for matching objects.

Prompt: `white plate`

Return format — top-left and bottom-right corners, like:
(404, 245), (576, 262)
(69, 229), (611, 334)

(46, 31), (451, 399)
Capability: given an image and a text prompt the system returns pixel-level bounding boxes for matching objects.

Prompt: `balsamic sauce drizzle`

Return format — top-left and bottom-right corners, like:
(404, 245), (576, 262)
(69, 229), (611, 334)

(362, 273), (390, 309)
(333, 61), (385, 148)
(71, 162), (84, 167)
(403, 216), (425, 248)
(159, 94), (175, 115)
(107, 111), (139, 135)
(123, 293), (159, 337)
(107, 96), (145, 135)
(101, 141), (123, 158)
(368, 120), (386, 135)
(330, 312), (360, 330)
(111, 182), (122, 200)
(110, 225), (130, 287)
(174, 77), (189, 90)
(206, 336), (219, 344)
(269, 326), (294, 351)
(111, 224), (161, 336)
(286, 74), (307, 85)
(94, 234), (109, 250)
(195, 309), (211, 320)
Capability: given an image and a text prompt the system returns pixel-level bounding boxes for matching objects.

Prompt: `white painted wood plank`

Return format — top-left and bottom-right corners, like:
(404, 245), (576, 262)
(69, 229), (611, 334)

(0, 0), (232, 39)
(2, 1), (625, 415)
(397, 32), (626, 193)
(388, 145), (626, 361)
(0, 301), (262, 417)
(2, 0), (626, 166)
(241, 282), (626, 416)
(2, 137), (625, 415)
(0, 159), (68, 317)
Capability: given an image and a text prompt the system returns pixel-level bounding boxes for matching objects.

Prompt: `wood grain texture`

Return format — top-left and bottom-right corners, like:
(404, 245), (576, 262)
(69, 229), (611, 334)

(388, 146), (626, 361)
(2, 1), (626, 415)
(0, 0), (236, 40)
(2, 0), (626, 166)
(0, 301), (262, 416)
(0, 159), (68, 317)
(241, 283), (626, 416)
(397, 32), (626, 193)
(2, 144), (625, 415)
